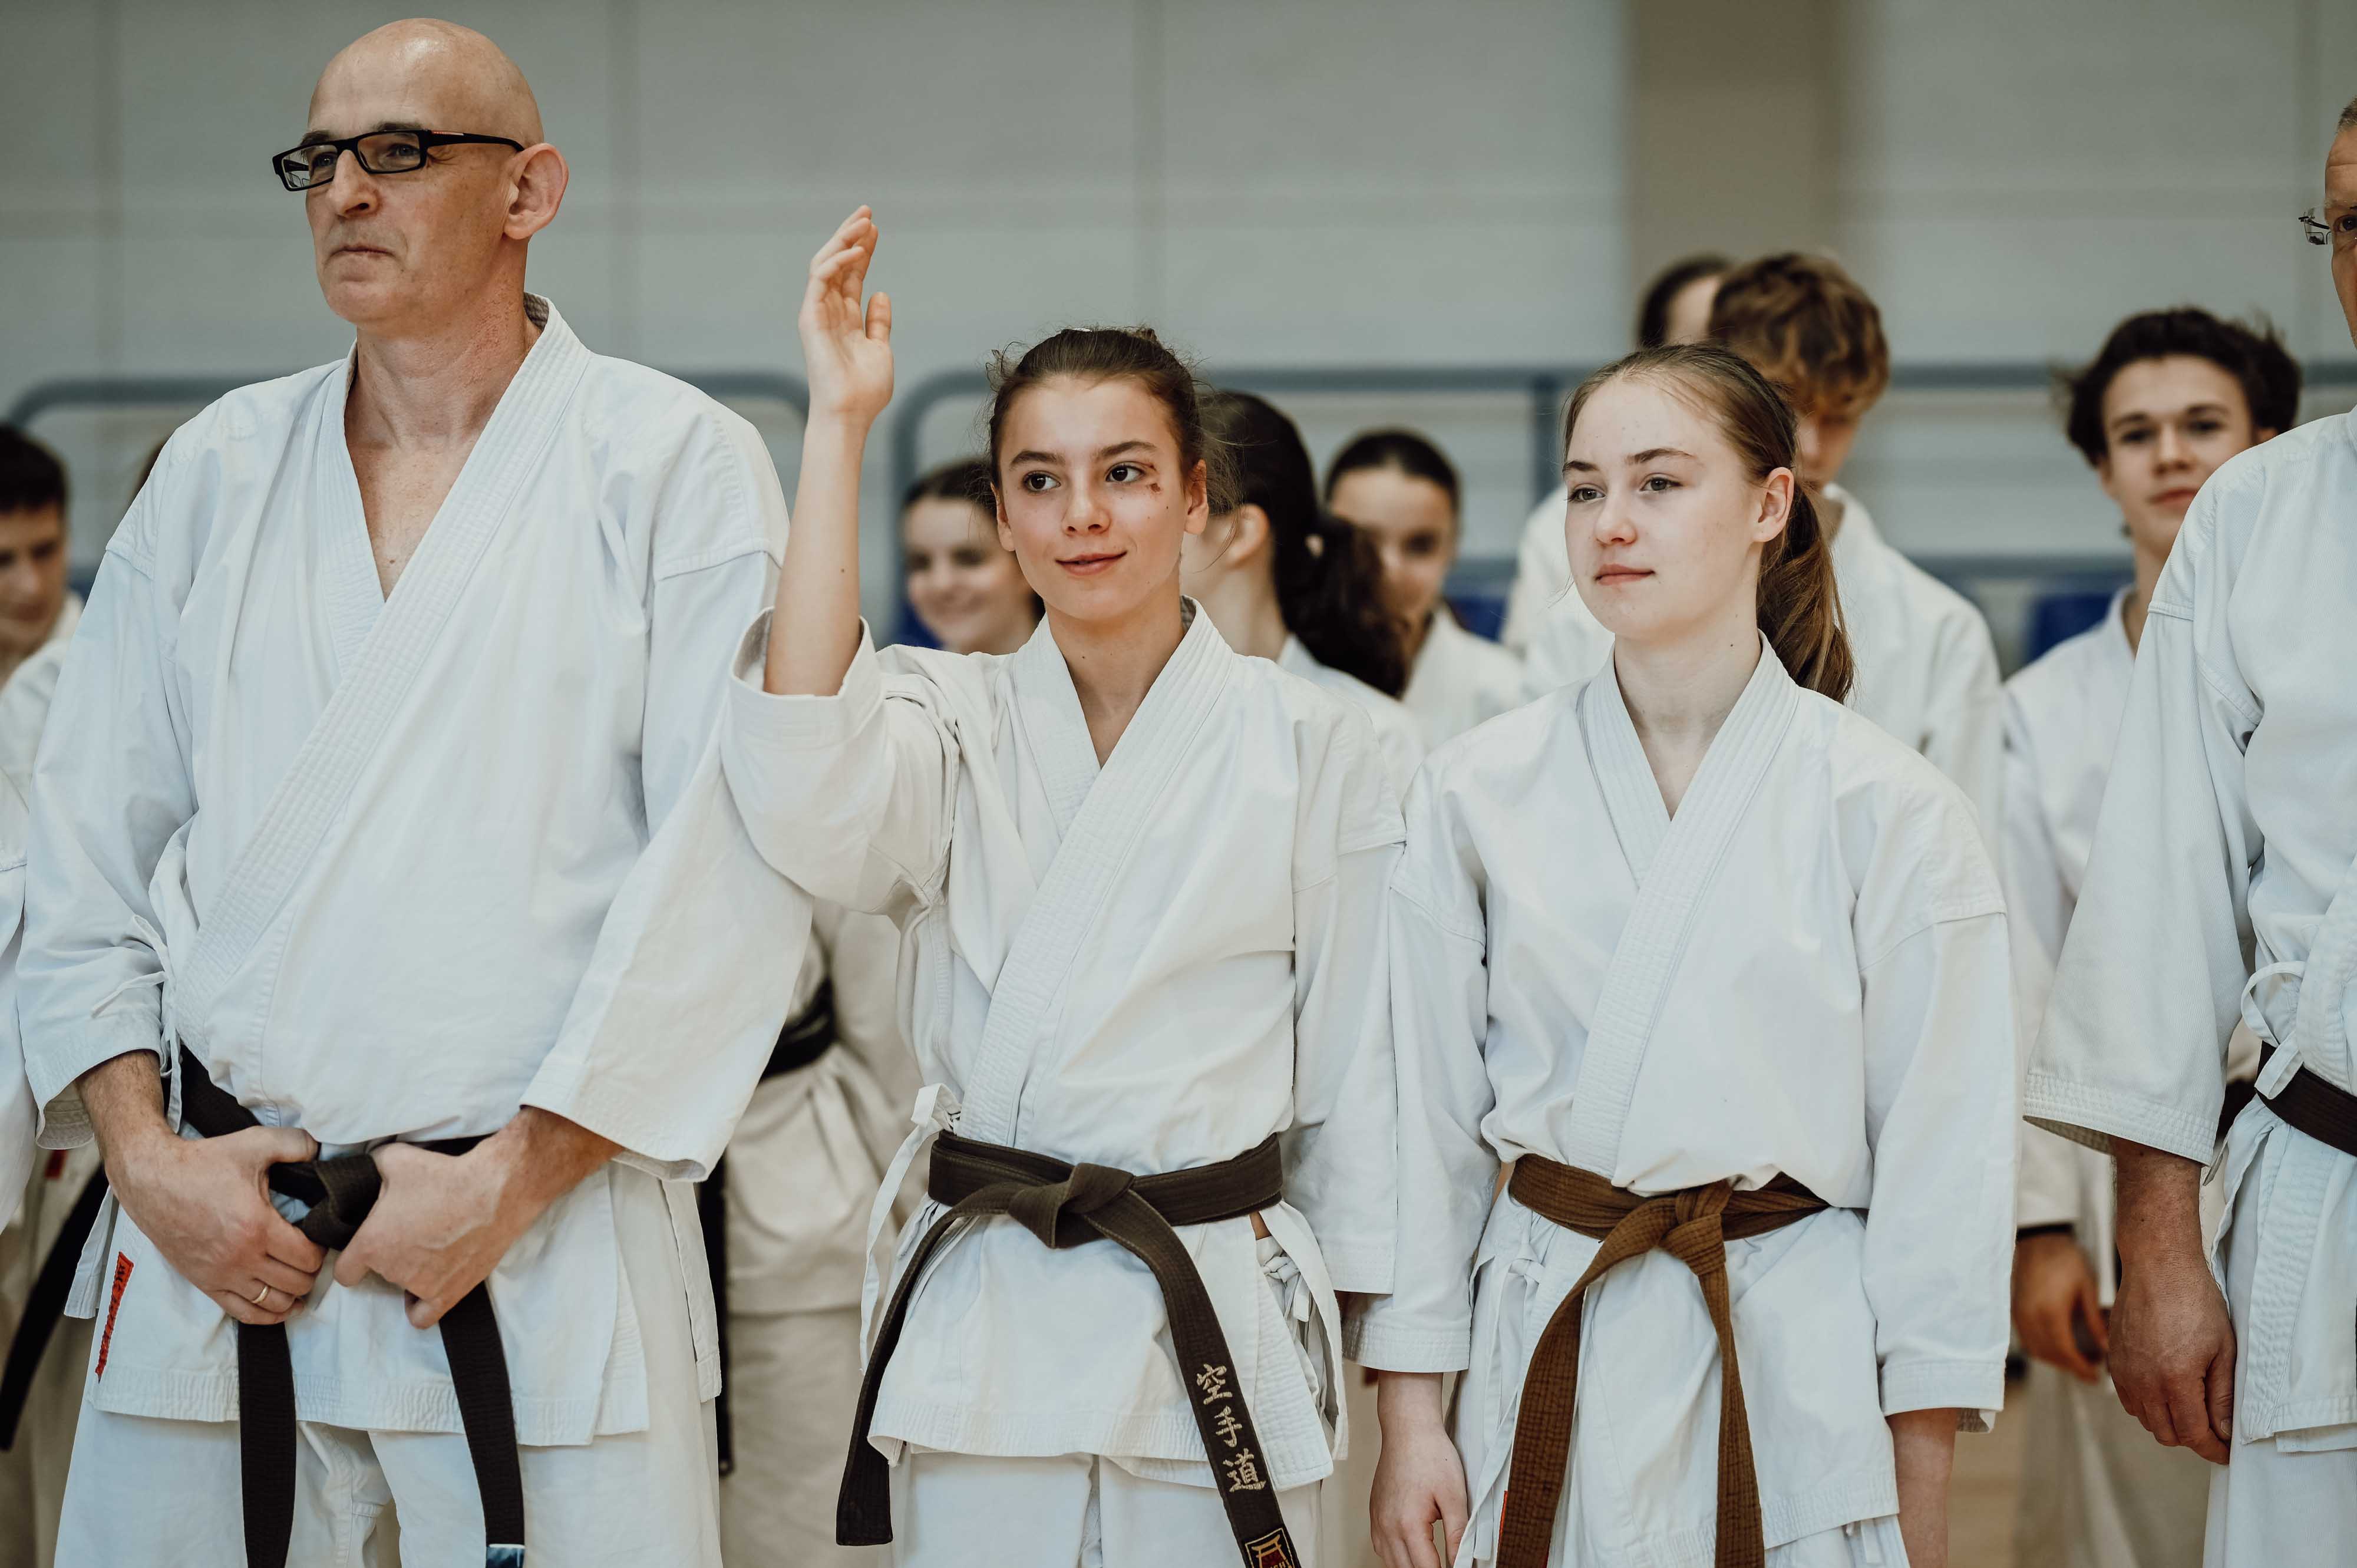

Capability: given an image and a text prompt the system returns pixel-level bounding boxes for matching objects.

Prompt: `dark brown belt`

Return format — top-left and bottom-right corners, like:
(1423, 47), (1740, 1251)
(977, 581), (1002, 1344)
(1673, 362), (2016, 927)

(1498, 1157), (1830, 1568)
(2256, 1044), (2357, 1157)
(836, 1130), (1300, 1568)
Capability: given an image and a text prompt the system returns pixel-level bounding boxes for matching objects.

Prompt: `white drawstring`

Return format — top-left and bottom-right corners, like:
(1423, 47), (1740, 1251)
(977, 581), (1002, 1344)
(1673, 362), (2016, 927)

(2242, 961), (2306, 1095)
(859, 1084), (960, 1352)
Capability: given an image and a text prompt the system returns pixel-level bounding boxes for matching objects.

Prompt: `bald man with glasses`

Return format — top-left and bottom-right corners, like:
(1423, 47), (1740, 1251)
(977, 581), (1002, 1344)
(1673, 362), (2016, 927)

(21, 21), (810, 1566)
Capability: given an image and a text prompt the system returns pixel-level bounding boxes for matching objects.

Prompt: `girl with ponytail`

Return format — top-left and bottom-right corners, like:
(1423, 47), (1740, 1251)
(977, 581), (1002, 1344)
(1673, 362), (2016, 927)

(1182, 389), (1425, 793)
(727, 210), (1403, 1567)
(1362, 342), (2013, 1568)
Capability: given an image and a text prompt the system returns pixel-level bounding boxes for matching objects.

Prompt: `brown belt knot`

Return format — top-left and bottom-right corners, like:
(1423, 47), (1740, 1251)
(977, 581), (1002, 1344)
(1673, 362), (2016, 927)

(1496, 1157), (1830, 1568)
(1006, 1162), (1138, 1247)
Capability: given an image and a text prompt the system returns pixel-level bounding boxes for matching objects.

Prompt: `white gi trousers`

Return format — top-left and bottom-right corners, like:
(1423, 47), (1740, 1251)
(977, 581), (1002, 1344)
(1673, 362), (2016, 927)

(2203, 1140), (2357, 1566)
(0, 1151), (97, 1568)
(719, 1304), (880, 1566)
(2016, 1361), (2206, 1568)
(887, 1450), (1322, 1568)
(1318, 1371), (1379, 1566)
(53, 1167), (721, 1567)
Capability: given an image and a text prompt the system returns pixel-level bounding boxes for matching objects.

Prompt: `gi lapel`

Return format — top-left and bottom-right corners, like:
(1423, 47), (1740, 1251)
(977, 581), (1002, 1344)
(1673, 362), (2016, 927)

(175, 298), (594, 1055)
(955, 603), (1232, 1146)
(1559, 645), (1801, 1179)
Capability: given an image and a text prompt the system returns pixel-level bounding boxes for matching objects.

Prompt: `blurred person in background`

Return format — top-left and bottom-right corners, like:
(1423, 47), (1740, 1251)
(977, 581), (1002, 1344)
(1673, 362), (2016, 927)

(1325, 428), (1527, 751)
(2003, 306), (2296, 1568)
(1185, 389), (1423, 795)
(899, 457), (1039, 655)
(0, 425), (83, 1568)
(1501, 253), (1727, 652)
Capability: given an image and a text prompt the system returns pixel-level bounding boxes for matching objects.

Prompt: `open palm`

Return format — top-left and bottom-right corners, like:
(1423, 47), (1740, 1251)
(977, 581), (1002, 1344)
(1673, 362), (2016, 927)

(801, 206), (894, 425)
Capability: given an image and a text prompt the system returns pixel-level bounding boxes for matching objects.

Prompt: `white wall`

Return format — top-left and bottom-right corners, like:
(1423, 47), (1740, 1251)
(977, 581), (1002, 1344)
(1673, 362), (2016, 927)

(0, 0), (1630, 618)
(1833, 0), (2357, 584)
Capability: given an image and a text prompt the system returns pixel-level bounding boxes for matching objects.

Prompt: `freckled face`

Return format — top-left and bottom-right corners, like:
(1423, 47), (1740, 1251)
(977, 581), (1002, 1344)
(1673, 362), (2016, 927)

(994, 376), (1208, 626)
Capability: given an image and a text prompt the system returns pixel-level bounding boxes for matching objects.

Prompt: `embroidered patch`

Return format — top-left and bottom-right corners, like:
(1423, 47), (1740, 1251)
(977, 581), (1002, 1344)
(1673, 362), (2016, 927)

(95, 1253), (133, 1378)
(1244, 1527), (1298, 1567)
(42, 1150), (67, 1180)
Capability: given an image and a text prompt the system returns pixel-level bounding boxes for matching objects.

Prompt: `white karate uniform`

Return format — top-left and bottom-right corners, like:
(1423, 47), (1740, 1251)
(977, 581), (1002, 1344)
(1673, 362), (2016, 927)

(2002, 590), (2212, 1568)
(718, 603), (1402, 1565)
(1360, 644), (2015, 1567)
(2027, 408), (2357, 1566)
(0, 596), (93, 1568)
(1401, 608), (1526, 751)
(1506, 485), (2005, 833)
(719, 904), (913, 1568)
(1276, 636), (1425, 798)
(21, 296), (810, 1565)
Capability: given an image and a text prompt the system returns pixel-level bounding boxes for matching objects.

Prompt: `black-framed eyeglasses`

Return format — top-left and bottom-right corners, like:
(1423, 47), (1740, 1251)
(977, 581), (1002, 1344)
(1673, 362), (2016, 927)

(271, 129), (524, 192)
(2299, 207), (2357, 251)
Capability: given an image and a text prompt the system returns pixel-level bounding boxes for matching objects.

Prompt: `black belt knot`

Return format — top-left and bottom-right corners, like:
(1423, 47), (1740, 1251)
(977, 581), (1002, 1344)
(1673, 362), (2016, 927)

(175, 1047), (522, 1568)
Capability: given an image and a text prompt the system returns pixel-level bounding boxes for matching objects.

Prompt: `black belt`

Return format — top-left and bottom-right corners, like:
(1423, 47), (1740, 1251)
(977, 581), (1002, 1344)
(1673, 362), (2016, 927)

(0, 1166), (108, 1448)
(176, 1048), (524, 1568)
(2257, 1045), (2357, 1157)
(698, 981), (836, 1476)
(837, 1131), (1300, 1568)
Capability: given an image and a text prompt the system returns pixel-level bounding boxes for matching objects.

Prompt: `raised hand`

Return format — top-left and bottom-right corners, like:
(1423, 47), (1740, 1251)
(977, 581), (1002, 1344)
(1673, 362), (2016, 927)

(801, 206), (893, 428)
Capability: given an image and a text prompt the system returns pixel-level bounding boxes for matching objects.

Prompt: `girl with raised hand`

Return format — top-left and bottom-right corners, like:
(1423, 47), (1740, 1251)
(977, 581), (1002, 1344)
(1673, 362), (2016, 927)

(722, 210), (1404, 1568)
(1360, 344), (2013, 1568)
(1183, 389), (1424, 796)
(1324, 430), (1527, 750)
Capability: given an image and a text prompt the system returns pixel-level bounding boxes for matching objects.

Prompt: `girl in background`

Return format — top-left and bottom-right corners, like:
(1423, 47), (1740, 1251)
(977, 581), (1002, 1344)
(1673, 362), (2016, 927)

(899, 458), (1040, 655)
(1184, 389), (1424, 795)
(1325, 430), (1527, 750)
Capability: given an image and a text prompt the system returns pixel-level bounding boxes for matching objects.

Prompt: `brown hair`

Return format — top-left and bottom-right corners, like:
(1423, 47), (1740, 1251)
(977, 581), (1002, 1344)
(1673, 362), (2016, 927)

(1708, 253), (1891, 418)
(1562, 343), (1854, 703)
(983, 326), (1221, 506)
(2341, 93), (2357, 131)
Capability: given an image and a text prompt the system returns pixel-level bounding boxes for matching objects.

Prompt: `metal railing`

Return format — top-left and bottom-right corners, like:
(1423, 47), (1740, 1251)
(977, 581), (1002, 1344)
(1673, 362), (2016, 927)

(5, 370), (808, 431)
(887, 358), (2357, 516)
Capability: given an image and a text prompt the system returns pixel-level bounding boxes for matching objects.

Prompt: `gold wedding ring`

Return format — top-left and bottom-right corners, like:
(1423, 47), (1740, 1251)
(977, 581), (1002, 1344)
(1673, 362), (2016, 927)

(250, 1283), (271, 1306)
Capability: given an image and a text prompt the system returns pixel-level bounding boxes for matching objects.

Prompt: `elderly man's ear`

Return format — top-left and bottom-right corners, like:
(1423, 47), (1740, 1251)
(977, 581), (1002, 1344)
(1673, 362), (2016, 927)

(504, 144), (568, 242)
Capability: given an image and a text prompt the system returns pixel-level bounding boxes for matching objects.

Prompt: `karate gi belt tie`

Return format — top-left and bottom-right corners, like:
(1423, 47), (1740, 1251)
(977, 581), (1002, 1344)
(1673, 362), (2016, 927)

(2256, 1044), (2357, 1157)
(696, 978), (837, 1475)
(838, 1130), (1300, 1568)
(176, 1047), (526, 1568)
(1498, 1157), (1830, 1568)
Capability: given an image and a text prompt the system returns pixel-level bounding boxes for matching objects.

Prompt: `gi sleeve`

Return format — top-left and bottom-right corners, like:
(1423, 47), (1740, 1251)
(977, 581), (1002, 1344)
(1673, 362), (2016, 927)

(0, 846), (35, 1213)
(526, 411), (816, 1179)
(19, 509), (193, 1143)
(719, 614), (957, 919)
(1346, 765), (1497, 1374)
(1859, 909), (2016, 1422)
(1921, 606), (2006, 847)
(1284, 706), (1404, 1299)
(2026, 496), (2257, 1163)
(1998, 696), (2084, 1232)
